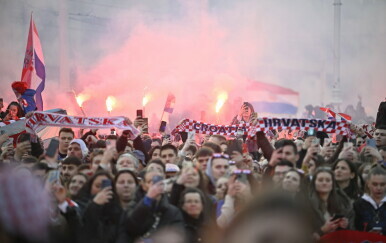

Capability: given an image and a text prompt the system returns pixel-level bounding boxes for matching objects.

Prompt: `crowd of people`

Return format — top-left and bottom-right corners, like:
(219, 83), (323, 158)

(0, 99), (385, 243)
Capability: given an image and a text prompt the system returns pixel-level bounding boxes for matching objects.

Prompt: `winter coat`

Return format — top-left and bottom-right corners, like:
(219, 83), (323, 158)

(117, 195), (184, 243)
(354, 194), (386, 235)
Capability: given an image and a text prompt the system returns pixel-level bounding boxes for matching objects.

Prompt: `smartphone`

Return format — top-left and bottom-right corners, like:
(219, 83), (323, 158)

(188, 131), (195, 140)
(46, 139), (59, 158)
(136, 109), (143, 118)
(331, 214), (344, 221)
(101, 179), (112, 189)
(18, 133), (31, 143)
(152, 175), (164, 184)
(142, 118), (149, 134)
(371, 227), (382, 233)
(110, 128), (116, 135)
(47, 170), (61, 184)
(307, 128), (315, 136)
(366, 139), (377, 148)
(159, 121), (167, 133)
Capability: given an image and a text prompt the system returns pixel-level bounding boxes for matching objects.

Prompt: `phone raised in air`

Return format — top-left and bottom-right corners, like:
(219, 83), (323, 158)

(46, 139), (59, 158)
(159, 121), (167, 133)
(136, 109), (143, 118)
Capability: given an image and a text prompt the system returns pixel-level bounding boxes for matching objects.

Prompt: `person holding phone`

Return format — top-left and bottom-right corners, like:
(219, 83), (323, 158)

(354, 165), (386, 235)
(117, 171), (183, 242)
(308, 168), (353, 236)
(74, 171), (123, 243)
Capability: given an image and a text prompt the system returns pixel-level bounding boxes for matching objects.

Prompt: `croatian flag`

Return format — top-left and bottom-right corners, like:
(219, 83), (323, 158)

(20, 14), (46, 111)
(161, 93), (175, 124)
(163, 93), (176, 114)
(246, 81), (299, 114)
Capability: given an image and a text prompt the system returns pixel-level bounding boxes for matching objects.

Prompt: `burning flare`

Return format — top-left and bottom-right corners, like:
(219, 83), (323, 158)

(106, 96), (117, 112)
(215, 92), (228, 113)
(142, 94), (151, 107)
(75, 93), (90, 108)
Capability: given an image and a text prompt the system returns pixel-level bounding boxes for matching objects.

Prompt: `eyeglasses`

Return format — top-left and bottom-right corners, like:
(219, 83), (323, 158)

(212, 153), (229, 160)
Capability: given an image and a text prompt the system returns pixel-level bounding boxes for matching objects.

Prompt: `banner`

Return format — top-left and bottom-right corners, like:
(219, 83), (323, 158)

(25, 112), (140, 139)
(320, 230), (386, 242)
(172, 117), (350, 137)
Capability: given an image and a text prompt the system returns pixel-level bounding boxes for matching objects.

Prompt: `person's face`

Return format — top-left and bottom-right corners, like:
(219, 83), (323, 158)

(356, 137), (364, 148)
(367, 174), (386, 201)
(33, 169), (47, 181)
(8, 105), (18, 117)
(280, 145), (298, 165)
(182, 192), (203, 219)
(160, 148), (177, 164)
(273, 165), (291, 185)
(151, 148), (161, 159)
(361, 165), (372, 181)
(184, 168), (200, 188)
(147, 163), (164, 174)
(334, 160), (354, 183)
(91, 154), (103, 172)
(315, 172), (333, 195)
(196, 155), (211, 171)
(374, 129), (386, 147)
(59, 132), (74, 153)
(60, 164), (78, 182)
(67, 143), (83, 160)
(115, 173), (137, 201)
(91, 175), (108, 195)
(68, 175), (87, 196)
(211, 158), (229, 180)
(216, 177), (228, 199)
(117, 157), (136, 171)
(242, 106), (252, 120)
(282, 171), (301, 193)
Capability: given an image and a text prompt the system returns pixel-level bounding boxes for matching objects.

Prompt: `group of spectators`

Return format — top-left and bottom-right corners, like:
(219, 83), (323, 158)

(0, 100), (385, 243)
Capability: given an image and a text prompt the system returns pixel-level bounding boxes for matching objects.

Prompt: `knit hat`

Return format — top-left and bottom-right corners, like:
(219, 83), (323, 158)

(70, 139), (89, 159)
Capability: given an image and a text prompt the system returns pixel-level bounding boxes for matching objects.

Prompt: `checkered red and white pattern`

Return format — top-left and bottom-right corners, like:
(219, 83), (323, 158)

(173, 118), (351, 137)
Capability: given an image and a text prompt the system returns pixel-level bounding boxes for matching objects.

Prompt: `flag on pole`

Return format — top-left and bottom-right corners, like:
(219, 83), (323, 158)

(160, 93), (176, 124)
(20, 14), (46, 111)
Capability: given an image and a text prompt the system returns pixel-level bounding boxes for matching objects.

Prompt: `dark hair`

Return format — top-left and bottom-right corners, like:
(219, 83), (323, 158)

(6, 101), (25, 118)
(74, 171), (113, 199)
(77, 164), (91, 172)
(332, 159), (361, 200)
(275, 139), (298, 155)
(66, 172), (88, 192)
(62, 156), (82, 166)
(310, 168), (350, 216)
(21, 155), (38, 164)
(160, 144), (178, 156)
(59, 128), (75, 137)
(195, 148), (214, 158)
(146, 158), (166, 172)
(202, 142), (222, 153)
(114, 169), (139, 186)
(149, 146), (161, 159)
(368, 164), (386, 178)
(31, 162), (50, 172)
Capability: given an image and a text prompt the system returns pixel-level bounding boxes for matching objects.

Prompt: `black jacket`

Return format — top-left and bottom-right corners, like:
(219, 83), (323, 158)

(354, 195), (386, 235)
(117, 195), (183, 243)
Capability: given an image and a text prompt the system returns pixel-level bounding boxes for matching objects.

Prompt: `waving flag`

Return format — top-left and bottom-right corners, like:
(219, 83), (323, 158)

(20, 14), (46, 111)
(320, 107), (352, 121)
(160, 93), (176, 125)
(246, 80), (299, 114)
